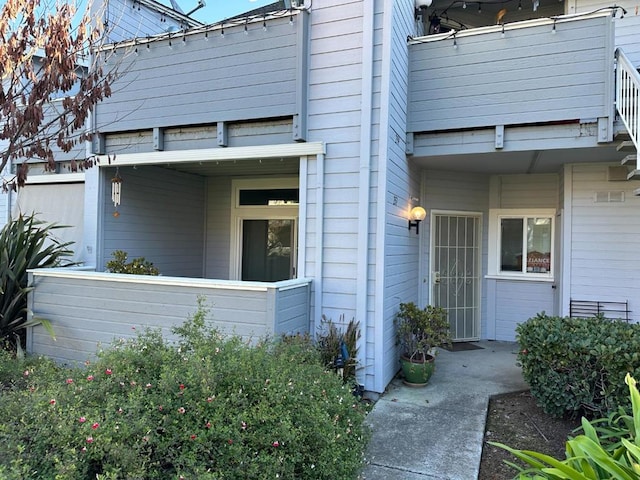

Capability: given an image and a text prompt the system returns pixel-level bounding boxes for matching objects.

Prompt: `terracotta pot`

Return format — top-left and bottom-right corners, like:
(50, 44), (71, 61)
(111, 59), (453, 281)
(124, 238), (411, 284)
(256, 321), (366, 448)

(400, 353), (435, 386)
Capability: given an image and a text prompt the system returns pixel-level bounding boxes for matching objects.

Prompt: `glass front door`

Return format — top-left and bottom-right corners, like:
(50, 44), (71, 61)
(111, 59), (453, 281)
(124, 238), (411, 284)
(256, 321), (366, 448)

(241, 219), (295, 282)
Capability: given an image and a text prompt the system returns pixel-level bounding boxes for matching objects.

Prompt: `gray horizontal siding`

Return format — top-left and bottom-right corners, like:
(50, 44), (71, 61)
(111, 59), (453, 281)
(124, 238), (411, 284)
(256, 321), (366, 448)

(568, 164), (640, 320)
(102, 0), (196, 43)
(27, 270), (311, 365)
(492, 279), (555, 341)
(274, 284), (311, 335)
(96, 16), (299, 133)
(408, 13), (614, 133)
(101, 165), (206, 276)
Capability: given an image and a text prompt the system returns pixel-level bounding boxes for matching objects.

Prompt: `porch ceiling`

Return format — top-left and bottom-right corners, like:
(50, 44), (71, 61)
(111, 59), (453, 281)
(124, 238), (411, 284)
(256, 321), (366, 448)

(410, 144), (626, 175)
(163, 157), (300, 176)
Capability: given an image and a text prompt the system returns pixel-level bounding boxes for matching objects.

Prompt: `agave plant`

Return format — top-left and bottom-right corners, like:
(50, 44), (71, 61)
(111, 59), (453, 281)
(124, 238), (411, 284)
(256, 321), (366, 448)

(0, 214), (74, 349)
(491, 373), (640, 479)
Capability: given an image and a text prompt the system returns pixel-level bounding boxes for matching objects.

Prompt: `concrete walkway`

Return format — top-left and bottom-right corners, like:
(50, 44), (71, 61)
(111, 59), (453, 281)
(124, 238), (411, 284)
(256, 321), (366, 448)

(361, 341), (528, 480)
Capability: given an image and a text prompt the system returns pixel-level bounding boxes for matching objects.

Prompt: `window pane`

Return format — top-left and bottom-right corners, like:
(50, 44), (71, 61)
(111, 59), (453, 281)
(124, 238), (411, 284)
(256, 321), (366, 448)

(239, 189), (299, 206)
(500, 218), (523, 272)
(526, 218), (551, 273)
(242, 219), (293, 281)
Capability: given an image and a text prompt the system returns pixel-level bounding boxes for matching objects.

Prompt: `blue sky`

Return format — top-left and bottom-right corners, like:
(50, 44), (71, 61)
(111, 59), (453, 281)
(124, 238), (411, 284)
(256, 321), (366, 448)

(162, 0), (278, 24)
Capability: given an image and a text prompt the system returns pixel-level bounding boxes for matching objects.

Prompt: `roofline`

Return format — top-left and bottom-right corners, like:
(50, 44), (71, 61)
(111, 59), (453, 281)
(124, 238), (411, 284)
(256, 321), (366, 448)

(135, 0), (204, 27)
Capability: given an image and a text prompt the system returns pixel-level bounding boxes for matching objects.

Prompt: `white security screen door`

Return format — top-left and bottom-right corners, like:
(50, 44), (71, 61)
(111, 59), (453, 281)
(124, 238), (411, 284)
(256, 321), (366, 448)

(431, 213), (481, 341)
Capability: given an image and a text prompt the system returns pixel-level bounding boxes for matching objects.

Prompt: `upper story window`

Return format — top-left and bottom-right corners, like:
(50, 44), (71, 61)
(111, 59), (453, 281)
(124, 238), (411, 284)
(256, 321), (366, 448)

(488, 209), (555, 280)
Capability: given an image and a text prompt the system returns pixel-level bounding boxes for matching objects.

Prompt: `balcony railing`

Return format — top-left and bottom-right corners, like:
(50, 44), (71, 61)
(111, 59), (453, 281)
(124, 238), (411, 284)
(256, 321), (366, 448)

(615, 48), (640, 153)
(27, 268), (311, 365)
(408, 11), (615, 134)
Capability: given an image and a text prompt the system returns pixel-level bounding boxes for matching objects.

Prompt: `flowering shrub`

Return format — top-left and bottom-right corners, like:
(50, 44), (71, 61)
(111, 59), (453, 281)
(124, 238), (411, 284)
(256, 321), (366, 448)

(0, 303), (370, 479)
(517, 313), (640, 419)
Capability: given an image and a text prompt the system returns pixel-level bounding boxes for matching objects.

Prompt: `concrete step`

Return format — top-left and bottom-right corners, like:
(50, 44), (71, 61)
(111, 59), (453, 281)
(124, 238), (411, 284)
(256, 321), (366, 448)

(617, 140), (636, 152)
(628, 169), (640, 180)
(621, 154), (637, 165)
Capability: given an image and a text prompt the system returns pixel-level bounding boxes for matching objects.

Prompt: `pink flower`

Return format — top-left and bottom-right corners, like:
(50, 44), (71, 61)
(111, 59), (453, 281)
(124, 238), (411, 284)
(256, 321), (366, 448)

(158, 405), (163, 411)
(105, 368), (112, 375)
(272, 441), (280, 448)
(227, 439), (233, 445)
(205, 421), (211, 429)
(241, 421), (247, 430)
(146, 383), (152, 388)
(179, 384), (185, 390)
(207, 396), (214, 403)
(66, 378), (73, 384)
(117, 407), (123, 414)
(92, 422), (99, 430)
(23, 370), (29, 377)
(81, 446), (87, 453)
(178, 407), (186, 414)
(130, 381), (136, 386)
(190, 434), (197, 440)
(86, 436), (94, 444)
(79, 417), (87, 423)
(86, 375), (94, 381)
(49, 399), (56, 405)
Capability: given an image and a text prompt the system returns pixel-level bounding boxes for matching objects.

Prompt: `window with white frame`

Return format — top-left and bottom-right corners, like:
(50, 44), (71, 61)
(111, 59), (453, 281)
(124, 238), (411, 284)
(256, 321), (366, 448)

(487, 209), (555, 279)
(230, 178), (299, 282)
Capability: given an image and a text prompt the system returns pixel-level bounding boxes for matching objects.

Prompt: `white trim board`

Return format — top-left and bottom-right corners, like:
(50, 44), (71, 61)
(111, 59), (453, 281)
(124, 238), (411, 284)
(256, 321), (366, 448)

(97, 143), (326, 168)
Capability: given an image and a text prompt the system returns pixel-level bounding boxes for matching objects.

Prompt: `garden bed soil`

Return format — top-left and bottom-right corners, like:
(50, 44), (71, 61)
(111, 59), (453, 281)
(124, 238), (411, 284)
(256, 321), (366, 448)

(479, 390), (581, 479)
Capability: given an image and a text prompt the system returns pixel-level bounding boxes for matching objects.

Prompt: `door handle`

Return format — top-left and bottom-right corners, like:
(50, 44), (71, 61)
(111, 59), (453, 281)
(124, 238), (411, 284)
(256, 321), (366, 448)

(433, 271), (441, 284)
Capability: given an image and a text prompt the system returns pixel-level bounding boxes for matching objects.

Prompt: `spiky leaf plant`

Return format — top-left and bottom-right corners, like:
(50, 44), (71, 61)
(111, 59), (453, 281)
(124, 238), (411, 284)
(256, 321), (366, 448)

(0, 214), (74, 347)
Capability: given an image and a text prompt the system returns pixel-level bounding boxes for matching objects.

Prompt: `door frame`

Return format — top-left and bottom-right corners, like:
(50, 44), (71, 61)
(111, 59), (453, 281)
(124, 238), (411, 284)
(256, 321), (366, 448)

(428, 210), (483, 341)
(229, 177), (299, 281)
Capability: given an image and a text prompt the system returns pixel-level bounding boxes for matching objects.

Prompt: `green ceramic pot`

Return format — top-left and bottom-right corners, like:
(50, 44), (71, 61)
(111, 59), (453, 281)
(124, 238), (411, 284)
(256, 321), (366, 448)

(400, 353), (435, 386)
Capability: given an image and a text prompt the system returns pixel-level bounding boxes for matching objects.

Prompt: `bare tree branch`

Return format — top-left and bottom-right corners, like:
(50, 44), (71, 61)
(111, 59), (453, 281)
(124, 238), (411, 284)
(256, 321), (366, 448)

(0, 0), (120, 191)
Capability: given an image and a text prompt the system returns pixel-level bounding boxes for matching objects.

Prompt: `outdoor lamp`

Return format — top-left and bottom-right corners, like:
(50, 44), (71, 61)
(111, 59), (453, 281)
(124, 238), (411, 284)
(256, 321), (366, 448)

(415, 0), (433, 18)
(408, 206), (427, 234)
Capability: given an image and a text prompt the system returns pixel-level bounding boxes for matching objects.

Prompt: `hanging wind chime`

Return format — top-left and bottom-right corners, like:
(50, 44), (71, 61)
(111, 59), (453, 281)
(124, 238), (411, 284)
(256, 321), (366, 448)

(111, 168), (122, 217)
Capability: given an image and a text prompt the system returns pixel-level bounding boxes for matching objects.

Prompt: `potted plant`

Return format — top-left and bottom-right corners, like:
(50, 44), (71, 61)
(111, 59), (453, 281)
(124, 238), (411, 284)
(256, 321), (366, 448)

(395, 302), (452, 386)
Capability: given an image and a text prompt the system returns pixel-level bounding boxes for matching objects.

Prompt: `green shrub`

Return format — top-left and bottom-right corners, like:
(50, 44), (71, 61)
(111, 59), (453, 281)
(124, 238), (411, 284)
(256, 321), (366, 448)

(0, 301), (370, 479)
(491, 374), (640, 479)
(105, 250), (159, 275)
(0, 214), (73, 347)
(517, 313), (640, 418)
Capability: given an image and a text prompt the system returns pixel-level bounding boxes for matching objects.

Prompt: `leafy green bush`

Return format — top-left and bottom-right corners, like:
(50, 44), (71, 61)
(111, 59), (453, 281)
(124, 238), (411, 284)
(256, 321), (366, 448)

(517, 313), (640, 418)
(491, 374), (640, 479)
(0, 301), (370, 479)
(0, 214), (73, 347)
(105, 250), (159, 275)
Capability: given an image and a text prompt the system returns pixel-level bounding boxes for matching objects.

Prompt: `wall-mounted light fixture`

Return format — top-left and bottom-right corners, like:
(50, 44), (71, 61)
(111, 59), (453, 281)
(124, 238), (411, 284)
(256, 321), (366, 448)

(415, 0), (433, 19)
(408, 206), (427, 234)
